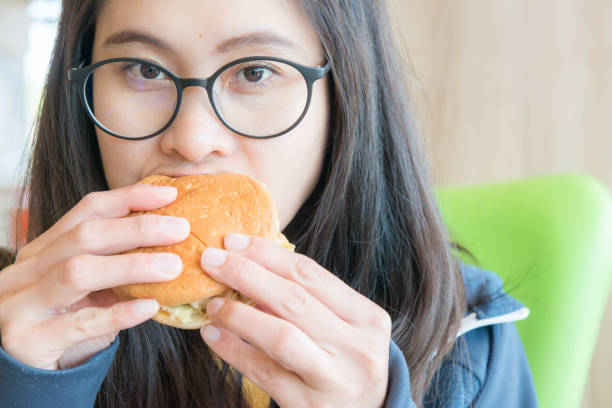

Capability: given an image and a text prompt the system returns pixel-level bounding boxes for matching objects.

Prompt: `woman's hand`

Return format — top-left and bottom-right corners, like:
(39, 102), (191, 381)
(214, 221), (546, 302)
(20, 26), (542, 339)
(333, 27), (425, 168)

(200, 234), (391, 408)
(0, 183), (190, 370)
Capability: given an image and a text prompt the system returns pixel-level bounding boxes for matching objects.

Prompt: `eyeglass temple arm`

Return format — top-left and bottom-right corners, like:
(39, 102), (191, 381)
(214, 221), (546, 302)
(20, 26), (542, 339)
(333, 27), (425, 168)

(319, 61), (331, 76)
(67, 61), (87, 81)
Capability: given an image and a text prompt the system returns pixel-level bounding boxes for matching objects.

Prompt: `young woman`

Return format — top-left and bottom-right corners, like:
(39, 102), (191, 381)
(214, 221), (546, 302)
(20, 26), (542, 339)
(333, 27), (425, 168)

(0, 0), (537, 407)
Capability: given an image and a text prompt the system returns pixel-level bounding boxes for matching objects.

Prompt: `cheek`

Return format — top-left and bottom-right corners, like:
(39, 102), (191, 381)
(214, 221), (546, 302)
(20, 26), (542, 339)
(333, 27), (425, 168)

(278, 140), (326, 228)
(255, 82), (330, 229)
(96, 130), (156, 189)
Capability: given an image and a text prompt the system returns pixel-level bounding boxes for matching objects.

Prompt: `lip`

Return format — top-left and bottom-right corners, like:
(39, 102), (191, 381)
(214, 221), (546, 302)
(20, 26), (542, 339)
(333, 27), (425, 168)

(151, 168), (237, 178)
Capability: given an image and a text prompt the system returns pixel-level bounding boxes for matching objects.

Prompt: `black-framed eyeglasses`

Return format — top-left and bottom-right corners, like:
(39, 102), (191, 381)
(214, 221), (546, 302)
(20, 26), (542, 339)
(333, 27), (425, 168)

(67, 56), (331, 140)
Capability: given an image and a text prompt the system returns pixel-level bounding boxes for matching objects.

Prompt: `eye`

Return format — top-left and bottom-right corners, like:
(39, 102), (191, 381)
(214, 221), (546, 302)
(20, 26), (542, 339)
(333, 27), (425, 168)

(139, 64), (163, 79)
(124, 62), (167, 80)
(240, 66), (271, 83)
(218, 60), (288, 95)
(233, 62), (280, 86)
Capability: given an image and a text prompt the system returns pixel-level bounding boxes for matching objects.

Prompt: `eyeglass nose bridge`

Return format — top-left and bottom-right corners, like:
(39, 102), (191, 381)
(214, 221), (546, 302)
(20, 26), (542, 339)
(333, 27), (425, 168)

(175, 77), (225, 122)
(180, 78), (210, 90)
(178, 77), (215, 98)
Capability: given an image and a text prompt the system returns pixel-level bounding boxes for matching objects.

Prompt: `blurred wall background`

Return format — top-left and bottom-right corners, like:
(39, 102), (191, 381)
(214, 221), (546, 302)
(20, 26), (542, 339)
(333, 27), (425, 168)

(0, 0), (58, 247)
(0, 0), (609, 406)
(388, 0), (611, 190)
(0, 0), (30, 248)
(387, 1), (611, 407)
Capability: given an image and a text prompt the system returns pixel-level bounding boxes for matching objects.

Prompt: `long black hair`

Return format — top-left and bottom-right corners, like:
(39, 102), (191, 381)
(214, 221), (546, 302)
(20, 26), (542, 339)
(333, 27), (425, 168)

(3, 0), (466, 405)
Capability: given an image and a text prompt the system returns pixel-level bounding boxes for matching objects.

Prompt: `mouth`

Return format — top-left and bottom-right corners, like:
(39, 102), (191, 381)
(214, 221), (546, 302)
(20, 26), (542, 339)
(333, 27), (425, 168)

(152, 168), (234, 179)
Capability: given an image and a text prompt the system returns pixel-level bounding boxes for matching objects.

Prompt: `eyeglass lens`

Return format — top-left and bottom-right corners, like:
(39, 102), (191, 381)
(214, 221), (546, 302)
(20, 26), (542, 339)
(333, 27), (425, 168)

(85, 59), (309, 138)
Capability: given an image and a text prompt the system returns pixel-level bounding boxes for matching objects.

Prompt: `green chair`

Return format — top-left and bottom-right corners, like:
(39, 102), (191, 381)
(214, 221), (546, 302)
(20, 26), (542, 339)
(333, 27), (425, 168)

(437, 173), (612, 408)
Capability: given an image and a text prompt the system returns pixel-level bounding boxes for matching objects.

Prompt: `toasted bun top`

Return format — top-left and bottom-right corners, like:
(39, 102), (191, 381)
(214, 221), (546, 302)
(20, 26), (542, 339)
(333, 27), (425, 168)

(113, 173), (289, 306)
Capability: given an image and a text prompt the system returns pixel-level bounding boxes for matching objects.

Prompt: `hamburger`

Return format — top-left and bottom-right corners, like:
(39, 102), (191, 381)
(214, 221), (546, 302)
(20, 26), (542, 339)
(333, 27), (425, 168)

(113, 173), (294, 329)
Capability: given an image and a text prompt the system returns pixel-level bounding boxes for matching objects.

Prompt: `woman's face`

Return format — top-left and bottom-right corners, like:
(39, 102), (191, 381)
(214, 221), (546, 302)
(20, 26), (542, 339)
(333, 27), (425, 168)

(92, 0), (330, 229)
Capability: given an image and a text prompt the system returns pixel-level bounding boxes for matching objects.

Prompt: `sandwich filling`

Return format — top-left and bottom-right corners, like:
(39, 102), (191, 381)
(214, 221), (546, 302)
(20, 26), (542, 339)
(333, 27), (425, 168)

(157, 290), (253, 326)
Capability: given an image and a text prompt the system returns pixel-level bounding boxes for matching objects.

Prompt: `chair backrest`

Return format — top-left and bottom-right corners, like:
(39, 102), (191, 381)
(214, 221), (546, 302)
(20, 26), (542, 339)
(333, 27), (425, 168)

(437, 173), (612, 408)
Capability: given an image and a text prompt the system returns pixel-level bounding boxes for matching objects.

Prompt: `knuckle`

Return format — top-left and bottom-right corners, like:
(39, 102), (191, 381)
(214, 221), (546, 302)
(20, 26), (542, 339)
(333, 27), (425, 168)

(369, 308), (392, 334)
(126, 253), (147, 274)
(108, 303), (134, 329)
(110, 305), (127, 328)
(134, 214), (159, 234)
(250, 361), (279, 388)
(79, 191), (102, 214)
(347, 328), (388, 381)
(365, 333), (390, 357)
(272, 326), (300, 360)
(292, 256), (325, 285)
(352, 333), (388, 381)
(233, 259), (257, 284)
(357, 346), (386, 381)
(70, 220), (95, 246)
(363, 353), (384, 380)
(279, 283), (310, 316)
(59, 255), (89, 291)
(251, 362), (272, 385)
(69, 307), (100, 336)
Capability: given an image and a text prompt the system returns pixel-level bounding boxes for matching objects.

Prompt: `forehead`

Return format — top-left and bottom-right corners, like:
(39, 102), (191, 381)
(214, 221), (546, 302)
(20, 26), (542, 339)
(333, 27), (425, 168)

(93, 0), (323, 69)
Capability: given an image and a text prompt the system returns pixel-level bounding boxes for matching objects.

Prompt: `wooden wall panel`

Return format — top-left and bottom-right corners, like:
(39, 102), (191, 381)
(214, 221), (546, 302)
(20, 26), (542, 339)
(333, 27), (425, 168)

(386, 1), (611, 407)
(388, 0), (612, 189)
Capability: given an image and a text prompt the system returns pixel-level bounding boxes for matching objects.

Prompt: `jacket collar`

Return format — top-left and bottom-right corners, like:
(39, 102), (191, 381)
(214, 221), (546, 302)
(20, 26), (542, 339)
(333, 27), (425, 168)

(457, 263), (529, 337)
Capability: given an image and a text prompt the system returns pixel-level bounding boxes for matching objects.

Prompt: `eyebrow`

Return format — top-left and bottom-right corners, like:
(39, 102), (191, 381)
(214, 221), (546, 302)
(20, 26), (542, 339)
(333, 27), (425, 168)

(216, 32), (300, 54)
(103, 30), (177, 56)
(102, 29), (300, 56)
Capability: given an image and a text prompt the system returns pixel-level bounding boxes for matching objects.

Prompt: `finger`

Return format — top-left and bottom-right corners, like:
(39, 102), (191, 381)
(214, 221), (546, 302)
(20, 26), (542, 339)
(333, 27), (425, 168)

(222, 234), (386, 326)
(200, 323), (308, 407)
(57, 333), (120, 370)
(5, 252), (182, 317)
(38, 298), (159, 352)
(205, 297), (332, 388)
(44, 290), (127, 321)
(42, 213), (189, 261)
(0, 213), (189, 296)
(64, 289), (126, 313)
(200, 247), (350, 345)
(16, 182), (178, 263)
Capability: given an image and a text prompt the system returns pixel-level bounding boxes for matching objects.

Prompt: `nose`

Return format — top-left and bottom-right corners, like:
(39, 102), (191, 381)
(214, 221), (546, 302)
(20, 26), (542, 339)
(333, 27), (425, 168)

(158, 85), (237, 162)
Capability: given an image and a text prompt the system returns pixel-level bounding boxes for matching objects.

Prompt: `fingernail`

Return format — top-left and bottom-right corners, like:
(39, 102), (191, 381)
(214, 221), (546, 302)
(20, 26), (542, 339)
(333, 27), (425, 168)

(201, 248), (227, 269)
(207, 297), (224, 316)
(152, 253), (182, 275)
(202, 324), (221, 342)
(224, 233), (250, 251)
(163, 217), (190, 237)
(132, 299), (159, 316)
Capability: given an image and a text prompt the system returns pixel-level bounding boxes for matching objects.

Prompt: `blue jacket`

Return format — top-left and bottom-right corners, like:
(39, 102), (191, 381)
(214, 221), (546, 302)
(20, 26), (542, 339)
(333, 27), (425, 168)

(0, 264), (537, 407)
